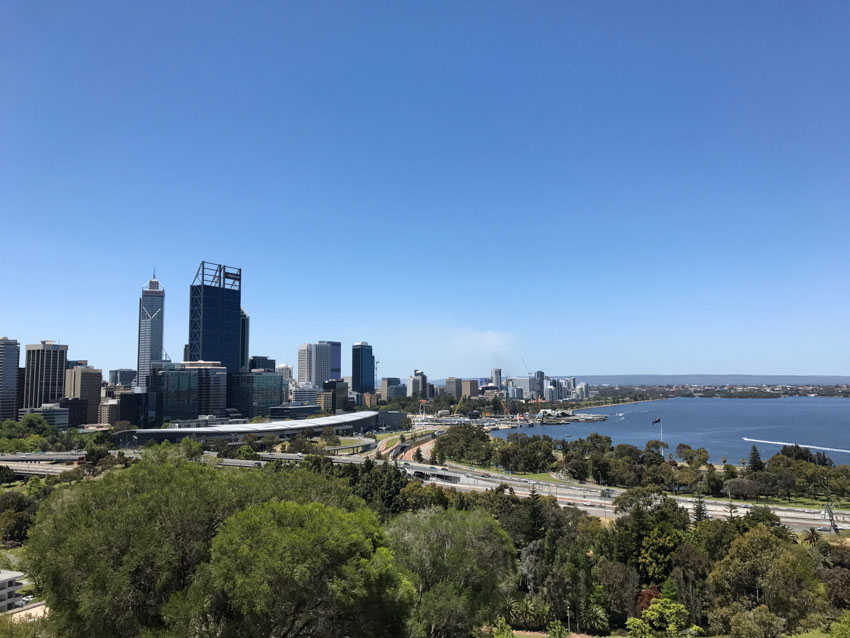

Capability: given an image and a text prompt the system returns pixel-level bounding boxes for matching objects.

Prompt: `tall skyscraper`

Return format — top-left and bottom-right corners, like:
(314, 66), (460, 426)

(64, 366), (102, 424)
(23, 341), (68, 408)
(297, 344), (313, 384)
(351, 342), (375, 393)
(136, 274), (165, 389)
(0, 338), (20, 421)
(313, 341), (333, 386)
(239, 309), (250, 372)
(188, 261), (242, 373)
(491, 368), (502, 389)
(328, 341), (341, 380)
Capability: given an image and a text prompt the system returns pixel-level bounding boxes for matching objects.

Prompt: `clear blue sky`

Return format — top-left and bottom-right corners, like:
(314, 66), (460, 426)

(1, 2), (848, 378)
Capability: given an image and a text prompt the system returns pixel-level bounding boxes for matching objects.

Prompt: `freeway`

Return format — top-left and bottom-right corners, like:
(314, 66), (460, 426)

(209, 451), (842, 531)
(39, 443), (845, 531)
(0, 462), (72, 477)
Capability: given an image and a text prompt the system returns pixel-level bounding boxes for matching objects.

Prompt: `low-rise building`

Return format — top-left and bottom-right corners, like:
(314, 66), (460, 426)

(0, 570), (24, 612)
(317, 391), (334, 413)
(18, 404), (69, 428)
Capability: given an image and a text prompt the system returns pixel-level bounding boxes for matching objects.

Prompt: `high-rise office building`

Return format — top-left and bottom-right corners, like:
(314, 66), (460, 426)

(136, 274), (164, 389)
(406, 376), (420, 398)
(313, 341), (333, 386)
(188, 261), (242, 374)
(323, 379), (349, 413)
(534, 371), (545, 397)
(182, 361), (227, 416)
(328, 341), (341, 380)
(297, 341), (336, 386)
(445, 377), (462, 399)
(462, 379), (479, 398)
(0, 338), (20, 422)
(149, 362), (199, 424)
(15, 368), (24, 416)
(239, 309), (250, 372)
(491, 368), (502, 389)
(110, 369), (137, 387)
(352, 342), (375, 393)
(23, 341), (68, 408)
(227, 371), (284, 419)
(414, 370), (428, 399)
(65, 360), (88, 370)
(64, 366), (102, 424)
(381, 377), (402, 400)
(297, 344), (313, 384)
(276, 364), (293, 381)
(58, 397), (87, 427)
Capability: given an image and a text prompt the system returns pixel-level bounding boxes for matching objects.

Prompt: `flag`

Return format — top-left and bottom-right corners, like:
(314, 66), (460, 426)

(652, 417), (661, 425)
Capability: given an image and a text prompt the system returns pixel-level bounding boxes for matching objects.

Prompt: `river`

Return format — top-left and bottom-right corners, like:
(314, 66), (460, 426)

(489, 396), (850, 464)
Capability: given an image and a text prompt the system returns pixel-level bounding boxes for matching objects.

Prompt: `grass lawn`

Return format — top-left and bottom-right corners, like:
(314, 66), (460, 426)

(375, 431), (401, 442)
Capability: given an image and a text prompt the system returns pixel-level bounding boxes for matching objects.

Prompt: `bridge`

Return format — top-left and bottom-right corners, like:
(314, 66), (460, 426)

(0, 452), (85, 463)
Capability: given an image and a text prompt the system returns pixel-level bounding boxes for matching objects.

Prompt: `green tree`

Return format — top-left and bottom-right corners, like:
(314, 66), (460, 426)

(748, 446), (765, 473)
(24, 449), (367, 637)
(641, 597), (688, 636)
(832, 611), (850, 638)
(164, 501), (413, 637)
(546, 620), (570, 638)
(387, 507), (516, 638)
(639, 527), (685, 584)
(692, 493), (708, 523)
(492, 617), (516, 638)
(729, 605), (785, 638)
(0, 466), (15, 485)
(236, 444), (260, 460)
(414, 447), (424, 463)
(670, 544), (709, 626)
(625, 617), (654, 638)
(179, 436), (203, 461)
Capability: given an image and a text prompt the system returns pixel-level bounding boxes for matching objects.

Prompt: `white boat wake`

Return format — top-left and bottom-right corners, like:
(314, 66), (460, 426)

(742, 437), (850, 454)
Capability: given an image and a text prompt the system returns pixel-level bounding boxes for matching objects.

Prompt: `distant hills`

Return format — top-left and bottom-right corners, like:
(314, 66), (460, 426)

(571, 374), (850, 386)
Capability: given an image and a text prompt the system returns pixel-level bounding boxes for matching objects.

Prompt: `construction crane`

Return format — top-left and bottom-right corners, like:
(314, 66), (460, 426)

(453, 395), (467, 415)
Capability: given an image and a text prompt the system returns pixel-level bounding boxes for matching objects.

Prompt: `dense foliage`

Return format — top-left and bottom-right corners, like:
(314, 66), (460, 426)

(12, 432), (850, 638)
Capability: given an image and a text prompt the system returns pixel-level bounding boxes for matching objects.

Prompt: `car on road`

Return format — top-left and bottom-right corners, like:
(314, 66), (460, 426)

(482, 473), (491, 478)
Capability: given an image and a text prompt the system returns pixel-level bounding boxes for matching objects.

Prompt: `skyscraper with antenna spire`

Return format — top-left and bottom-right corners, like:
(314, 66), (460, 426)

(135, 270), (165, 388)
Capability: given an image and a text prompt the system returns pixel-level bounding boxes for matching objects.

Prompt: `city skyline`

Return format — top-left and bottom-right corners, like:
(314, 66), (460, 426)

(4, 258), (850, 379)
(2, 3), (848, 376)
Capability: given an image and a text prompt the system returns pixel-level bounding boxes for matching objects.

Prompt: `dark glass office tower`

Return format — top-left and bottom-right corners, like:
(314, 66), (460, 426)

(352, 342), (375, 393)
(328, 341), (341, 380)
(239, 309), (250, 371)
(188, 262), (242, 373)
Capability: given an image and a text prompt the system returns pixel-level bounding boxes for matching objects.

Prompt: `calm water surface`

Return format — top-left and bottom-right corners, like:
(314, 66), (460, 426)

(489, 397), (850, 463)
